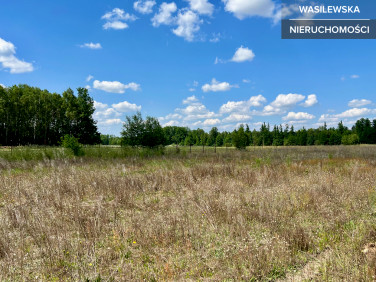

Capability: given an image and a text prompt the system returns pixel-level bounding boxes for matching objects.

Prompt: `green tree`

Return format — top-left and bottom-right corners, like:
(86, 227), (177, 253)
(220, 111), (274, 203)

(121, 112), (165, 147)
(232, 125), (248, 149)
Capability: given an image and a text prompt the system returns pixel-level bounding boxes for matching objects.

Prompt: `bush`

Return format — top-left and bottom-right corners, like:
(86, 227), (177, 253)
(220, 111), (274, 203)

(60, 135), (84, 156)
(341, 134), (360, 145)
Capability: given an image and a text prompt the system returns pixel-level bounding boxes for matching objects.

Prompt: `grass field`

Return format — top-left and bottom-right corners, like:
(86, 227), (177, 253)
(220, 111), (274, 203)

(1, 146), (376, 280)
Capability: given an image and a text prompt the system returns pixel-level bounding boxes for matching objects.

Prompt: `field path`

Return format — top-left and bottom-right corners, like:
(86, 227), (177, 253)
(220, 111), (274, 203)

(278, 249), (333, 281)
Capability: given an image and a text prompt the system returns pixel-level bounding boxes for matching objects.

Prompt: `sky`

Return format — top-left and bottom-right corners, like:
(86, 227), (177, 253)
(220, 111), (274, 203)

(0, 0), (376, 135)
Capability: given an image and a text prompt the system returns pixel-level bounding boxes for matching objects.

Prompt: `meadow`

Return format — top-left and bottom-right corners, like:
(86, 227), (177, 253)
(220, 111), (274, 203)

(0, 145), (376, 281)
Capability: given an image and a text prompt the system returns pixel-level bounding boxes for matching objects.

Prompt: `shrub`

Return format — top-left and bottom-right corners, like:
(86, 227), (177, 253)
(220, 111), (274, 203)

(60, 135), (84, 156)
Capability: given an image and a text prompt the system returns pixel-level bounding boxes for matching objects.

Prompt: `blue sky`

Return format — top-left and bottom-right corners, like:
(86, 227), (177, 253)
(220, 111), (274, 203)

(0, 0), (375, 135)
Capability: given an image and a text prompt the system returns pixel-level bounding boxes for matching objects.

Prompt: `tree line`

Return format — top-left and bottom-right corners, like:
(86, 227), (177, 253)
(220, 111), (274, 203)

(119, 113), (376, 149)
(1, 84), (375, 148)
(0, 84), (100, 146)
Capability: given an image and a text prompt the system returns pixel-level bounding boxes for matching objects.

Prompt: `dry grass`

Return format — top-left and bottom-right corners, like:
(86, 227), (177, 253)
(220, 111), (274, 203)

(1, 146), (376, 280)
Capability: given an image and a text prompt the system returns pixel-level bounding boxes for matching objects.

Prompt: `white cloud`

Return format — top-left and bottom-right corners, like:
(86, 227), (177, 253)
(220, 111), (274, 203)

(261, 93), (305, 115)
(282, 112), (315, 121)
(112, 101), (142, 112)
(80, 42), (102, 49)
(86, 75), (94, 82)
(93, 80), (141, 93)
(336, 108), (376, 118)
(242, 79), (251, 83)
(163, 120), (181, 126)
(319, 108), (376, 122)
(173, 9), (202, 41)
(94, 101), (108, 110)
(270, 93), (305, 108)
(93, 101), (123, 127)
(0, 37), (34, 74)
(350, 74), (360, 79)
(176, 96), (218, 121)
(134, 0), (156, 14)
(318, 114), (339, 123)
(186, 0), (214, 16)
(103, 21), (129, 30)
(152, 2), (177, 26)
(183, 95), (199, 104)
(222, 113), (252, 123)
(159, 113), (183, 121)
(102, 8), (137, 30)
(202, 78), (235, 92)
(0, 83), (5, 88)
(231, 46), (255, 63)
(301, 94), (318, 107)
(203, 118), (220, 126)
(189, 88), (196, 92)
(348, 99), (372, 108)
(98, 119), (123, 126)
(94, 108), (122, 119)
(222, 0), (275, 20)
(102, 8), (137, 21)
(219, 95), (266, 114)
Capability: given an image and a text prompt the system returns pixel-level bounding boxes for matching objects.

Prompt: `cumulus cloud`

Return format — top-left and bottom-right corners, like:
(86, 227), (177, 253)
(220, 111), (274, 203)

(173, 9), (202, 41)
(93, 100), (140, 133)
(202, 78), (235, 92)
(319, 108), (376, 123)
(163, 120), (181, 126)
(94, 101), (108, 110)
(159, 113), (183, 121)
(260, 94), (305, 116)
(219, 95), (266, 114)
(98, 119), (123, 126)
(336, 108), (376, 118)
(103, 21), (129, 30)
(282, 112), (315, 121)
(350, 74), (360, 79)
(152, 2), (177, 26)
(222, 0), (276, 20)
(222, 113), (252, 123)
(0, 37), (34, 74)
(231, 46), (255, 63)
(79, 43), (102, 49)
(112, 101), (142, 112)
(102, 8), (137, 30)
(348, 99), (371, 108)
(93, 101), (122, 125)
(186, 0), (214, 15)
(86, 75), (94, 82)
(93, 80), (141, 93)
(203, 118), (220, 126)
(174, 96), (218, 121)
(270, 94), (306, 108)
(183, 95), (199, 104)
(301, 94), (318, 107)
(134, 0), (156, 14)
(0, 83), (5, 88)
(94, 108), (122, 119)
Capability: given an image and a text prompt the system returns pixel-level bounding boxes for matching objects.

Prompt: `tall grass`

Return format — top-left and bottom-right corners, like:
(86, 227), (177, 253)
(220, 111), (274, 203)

(0, 147), (376, 280)
(1, 144), (376, 162)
